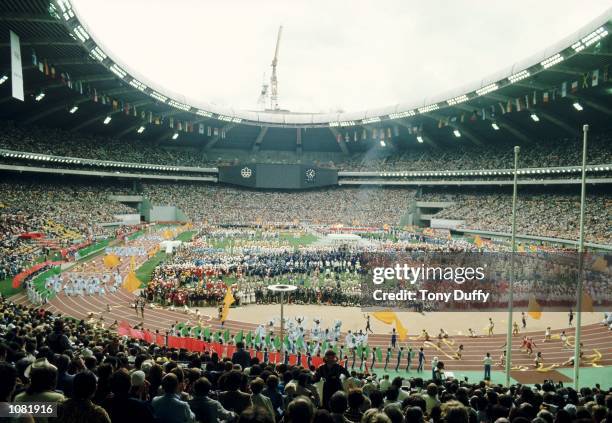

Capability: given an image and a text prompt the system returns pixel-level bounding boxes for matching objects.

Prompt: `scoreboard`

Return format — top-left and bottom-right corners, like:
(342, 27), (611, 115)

(218, 164), (338, 189)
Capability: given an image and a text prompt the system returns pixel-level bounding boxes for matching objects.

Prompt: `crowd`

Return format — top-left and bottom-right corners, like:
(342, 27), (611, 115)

(426, 192), (611, 244)
(0, 175), (133, 280)
(140, 183), (414, 227)
(1, 120), (611, 172)
(1, 296), (611, 423)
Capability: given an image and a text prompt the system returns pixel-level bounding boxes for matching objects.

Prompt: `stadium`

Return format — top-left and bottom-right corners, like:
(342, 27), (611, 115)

(0, 0), (611, 422)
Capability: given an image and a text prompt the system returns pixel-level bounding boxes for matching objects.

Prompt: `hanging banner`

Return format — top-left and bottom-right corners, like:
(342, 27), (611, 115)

(10, 30), (24, 101)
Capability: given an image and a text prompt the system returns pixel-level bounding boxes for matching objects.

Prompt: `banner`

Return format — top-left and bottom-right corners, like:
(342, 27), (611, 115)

(10, 30), (24, 101)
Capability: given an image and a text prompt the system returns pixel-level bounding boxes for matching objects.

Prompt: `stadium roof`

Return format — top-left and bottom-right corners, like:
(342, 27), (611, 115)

(0, 1), (611, 153)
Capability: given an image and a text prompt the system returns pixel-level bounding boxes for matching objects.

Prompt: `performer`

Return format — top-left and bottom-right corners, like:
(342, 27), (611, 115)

(543, 327), (552, 342)
(395, 346), (404, 372)
(488, 318), (494, 336)
(568, 309), (574, 326)
(534, 351), (543, 368)
(454, 344), (464, 360)
(512, 321), (520, 336)
(390, 328), (397, 349)
(371, 347), (377, 369)
(417, 347), (425, 372)
(468, 328), (477, 338)
(521, 312), (527, 329)
(365, 314), (373, 334)
(383, 347), (391, 371)
(406, 347), (413, 372)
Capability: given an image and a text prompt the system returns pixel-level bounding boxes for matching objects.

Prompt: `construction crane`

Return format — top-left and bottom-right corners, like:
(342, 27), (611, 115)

(269, 25), (283, 111)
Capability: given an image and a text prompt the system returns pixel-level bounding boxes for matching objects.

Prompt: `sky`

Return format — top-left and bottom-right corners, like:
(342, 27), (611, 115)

(71, 0), (611, 114)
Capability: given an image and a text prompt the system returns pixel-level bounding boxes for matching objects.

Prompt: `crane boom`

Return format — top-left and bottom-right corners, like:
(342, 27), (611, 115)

(270, 25), (283, 110)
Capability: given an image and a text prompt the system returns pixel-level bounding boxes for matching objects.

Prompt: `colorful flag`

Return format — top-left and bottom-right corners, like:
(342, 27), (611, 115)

(561, 82), (567, 97)
(220, 287), (234, 322)
(592, 69), (599, 87)
(543, 92), (549, 103)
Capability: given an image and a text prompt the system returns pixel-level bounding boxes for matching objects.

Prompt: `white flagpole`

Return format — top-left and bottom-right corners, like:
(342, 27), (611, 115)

(573, 124), (588, 389)
(505, 146), (520, 387)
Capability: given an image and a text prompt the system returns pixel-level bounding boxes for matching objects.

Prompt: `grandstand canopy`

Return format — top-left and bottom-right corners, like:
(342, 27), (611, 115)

(0, 0), (611, 154)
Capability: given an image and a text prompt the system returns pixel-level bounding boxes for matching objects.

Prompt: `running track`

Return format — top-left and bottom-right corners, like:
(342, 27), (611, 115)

(10, 289), (612, 371)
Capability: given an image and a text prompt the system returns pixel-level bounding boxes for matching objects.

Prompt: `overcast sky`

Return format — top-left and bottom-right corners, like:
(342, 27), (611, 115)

(72, 0), (611, 114)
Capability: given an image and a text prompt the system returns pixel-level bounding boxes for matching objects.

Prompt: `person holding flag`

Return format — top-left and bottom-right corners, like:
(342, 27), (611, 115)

(220, 286), (235, 326)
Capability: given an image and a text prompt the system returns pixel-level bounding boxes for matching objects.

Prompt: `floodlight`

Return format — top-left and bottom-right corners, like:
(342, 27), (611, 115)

(0, 75), (8, 85)
(379, 140), (386, 147)
(453, 129), (461, 138)
(137, 126), (145, 133)
(491, 122), (500, 130)
(172, 132), (179, 140)
(530, 113), (540, 122)
(416, 136), (424, 143)
(69, 106), (78, 114)
(35, 92), (45, 101)
(572, 102), (583, 111)
(103, 116), (112, 124)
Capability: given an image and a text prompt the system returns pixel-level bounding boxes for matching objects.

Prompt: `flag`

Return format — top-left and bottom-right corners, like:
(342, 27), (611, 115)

(376, 347), (383, 362)
(474, 235), (483, 248)
(235, 330), (244, 344)
(169, 117), (174, 128)
(592, 69), (599, 87)
(527, 295), (542, 320)
(220, 287), (234, 322)
(123, 256), (141, 292)
(223, 329), (230, 343)
(506, 100), (512, 113)
(103, 253), (120, 268)
(533, 91), (537, 106)
(198, 123), (204, 134)
(543, 92), (549, 103)
(246, 331), (252, 345)
(203, 327), (211, 339)
(561, 82), (567, 97)
(265, 333), (271, 347)
(273, 336), (281, 351)
(515, 98), (521, 112)
(372, 311), (407, 340)
(498, 102), (506, 115)
(31, 49), (37, 66)
(582, 72), (589, 88)
(571, 81), (578, 93)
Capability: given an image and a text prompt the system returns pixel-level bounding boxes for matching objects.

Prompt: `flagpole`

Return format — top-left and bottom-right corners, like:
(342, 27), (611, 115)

(574, 124), (588, 389)
(505, 146), (519, 387)
(280, 290), (285, 359)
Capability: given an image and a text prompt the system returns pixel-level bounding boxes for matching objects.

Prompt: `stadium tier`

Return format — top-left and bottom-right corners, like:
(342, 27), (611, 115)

(0, 1), (611, 422)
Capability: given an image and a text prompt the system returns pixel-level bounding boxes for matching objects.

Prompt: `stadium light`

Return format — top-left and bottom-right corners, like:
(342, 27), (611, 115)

(0, 75), (8, 85)
(137, 126), (145, 133)
(453, 129), (461, 138)
(416, 136), (424, 143)
(172, 132), (179, 140)
(530, 113), (540, 122)
(69, 106), (78, 114)
(379, 140), (386, 147)
(35, 92), (45, 101)
(572, 102), (583, 111)
(103, 116), (112, 125)
(491, 123), (500, 130)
